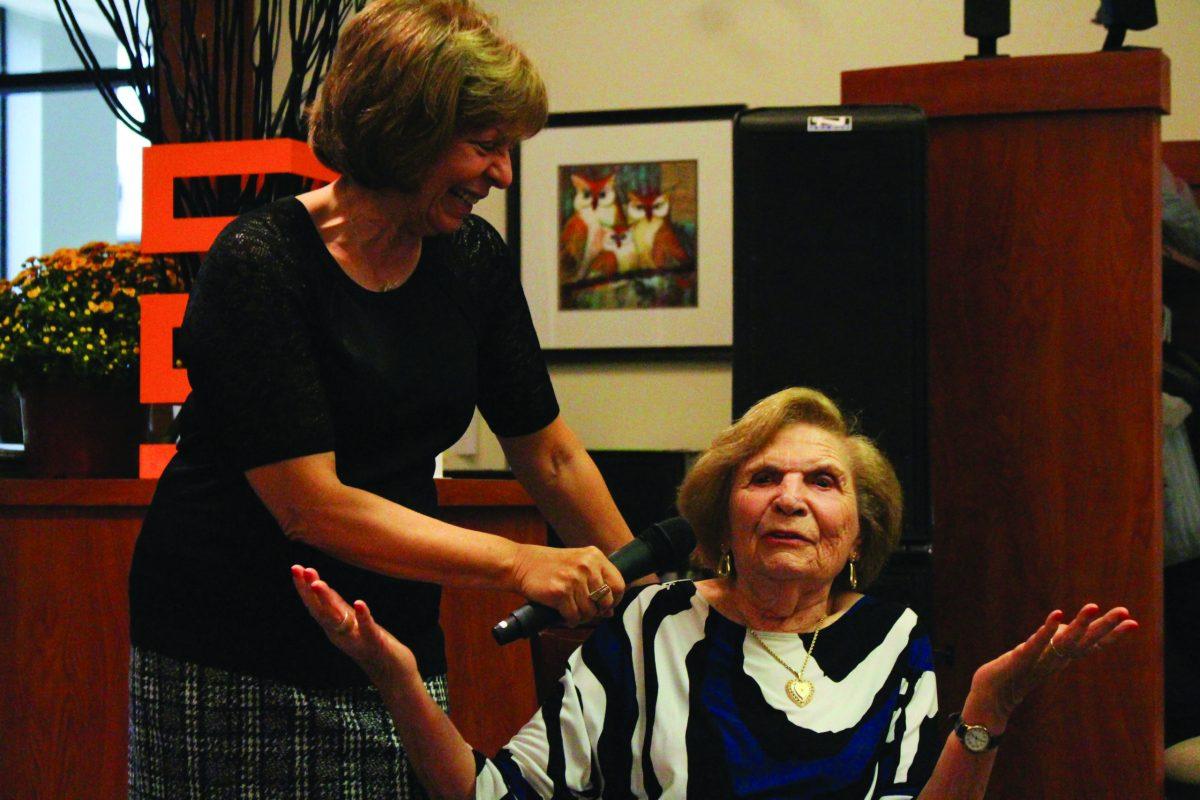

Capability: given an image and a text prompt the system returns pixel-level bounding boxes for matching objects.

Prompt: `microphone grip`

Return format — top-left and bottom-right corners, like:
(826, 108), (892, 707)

(489, 519), (691, 645)
(492, 600), (561, 645)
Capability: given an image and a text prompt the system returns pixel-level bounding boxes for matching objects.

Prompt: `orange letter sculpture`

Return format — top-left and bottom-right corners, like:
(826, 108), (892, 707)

(138, 139), (338, 477)
(138, 293), (188, 478)
(141, 139), (338, 254)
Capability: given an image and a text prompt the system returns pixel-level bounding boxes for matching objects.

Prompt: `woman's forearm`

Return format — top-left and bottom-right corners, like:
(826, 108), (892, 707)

(252, 448), (625, 619)
(279, 481), (525, 590)
(914, 736), (998, 800)
(501, 417), (633, 553)
(514, 449), (632, 552)
(915, 693), (1007, 800)
(373, 665), (478, 800)
(248, 453), (525, 590)
(256, 451), (628, 627)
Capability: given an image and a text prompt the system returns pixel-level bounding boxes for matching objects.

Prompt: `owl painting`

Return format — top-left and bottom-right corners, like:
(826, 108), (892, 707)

(556, 159), (697, 311)
(586, 224), (638, 277)
(559, 173), (620, 280)
(625, 188), (691, 270)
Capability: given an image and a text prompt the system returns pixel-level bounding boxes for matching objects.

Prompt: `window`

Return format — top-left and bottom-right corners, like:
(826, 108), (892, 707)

(0, 2), (146, 279)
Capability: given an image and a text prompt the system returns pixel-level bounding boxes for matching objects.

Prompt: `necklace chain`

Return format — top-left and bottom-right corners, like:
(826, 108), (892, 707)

(748, 614), (826, 707)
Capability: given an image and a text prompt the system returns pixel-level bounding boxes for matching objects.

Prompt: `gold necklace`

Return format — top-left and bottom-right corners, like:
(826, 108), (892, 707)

(748, 614), (826, 708)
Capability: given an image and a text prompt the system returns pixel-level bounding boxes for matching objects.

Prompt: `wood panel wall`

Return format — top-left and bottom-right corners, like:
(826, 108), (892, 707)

(843, 50), (1168, 798)
(0, 478), (544, 799)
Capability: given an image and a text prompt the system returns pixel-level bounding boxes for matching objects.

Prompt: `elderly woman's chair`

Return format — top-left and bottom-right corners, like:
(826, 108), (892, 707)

(530, 624), (597, 704)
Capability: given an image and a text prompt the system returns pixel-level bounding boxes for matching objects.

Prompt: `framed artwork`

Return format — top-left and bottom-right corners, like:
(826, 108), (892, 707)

(508, 105), (743, 360)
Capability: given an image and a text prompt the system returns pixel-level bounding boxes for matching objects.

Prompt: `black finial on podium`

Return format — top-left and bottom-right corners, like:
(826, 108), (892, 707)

(1097, 0), (1158, 51)
(964, 0), (1010, 60)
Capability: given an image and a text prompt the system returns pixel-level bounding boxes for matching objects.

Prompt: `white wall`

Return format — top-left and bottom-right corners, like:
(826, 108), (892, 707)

(439, 0), (1200, 470)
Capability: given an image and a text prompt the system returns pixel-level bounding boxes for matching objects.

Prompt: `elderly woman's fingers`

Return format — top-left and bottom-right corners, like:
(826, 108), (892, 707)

(348, 598), (391, 649)
(1011, 610), (1067, 684)
(1022, 609), (1063, 661)
(1078, 607), (1135, 649)
(291, 564), (328, 622)
(1052, 603), (1100, 648)
(291, 565), (420, 682)
(1090, 618), (1140, 656)
(971, 604), (1140, 723)
(311, 580), (358, 633)
(1075, 608), (1138, 658)
(967, 609), (1067, 718)
(291, 564), (358, 637)
(1043, 605), (1139, 663)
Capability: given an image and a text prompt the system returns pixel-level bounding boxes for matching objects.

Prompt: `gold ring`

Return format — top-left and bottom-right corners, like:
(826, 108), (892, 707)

(333, 610), (354, 634)
(588, 584), (612, 603)
(1047, 639), (1071, 660)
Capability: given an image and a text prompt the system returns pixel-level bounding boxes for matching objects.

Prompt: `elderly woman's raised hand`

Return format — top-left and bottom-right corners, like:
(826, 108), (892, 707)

(291, 565), (418, 684)
(966, 604), (1138, 724)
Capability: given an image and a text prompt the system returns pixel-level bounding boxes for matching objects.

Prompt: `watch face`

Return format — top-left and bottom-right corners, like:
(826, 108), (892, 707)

(963, 725), (991, 753)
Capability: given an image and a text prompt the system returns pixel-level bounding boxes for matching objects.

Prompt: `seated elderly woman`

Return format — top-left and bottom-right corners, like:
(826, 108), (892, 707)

(293, 387), (1136, 799)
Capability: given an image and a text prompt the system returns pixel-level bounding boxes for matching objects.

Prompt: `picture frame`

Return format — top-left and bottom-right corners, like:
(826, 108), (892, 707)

(507, 105), (743, 361)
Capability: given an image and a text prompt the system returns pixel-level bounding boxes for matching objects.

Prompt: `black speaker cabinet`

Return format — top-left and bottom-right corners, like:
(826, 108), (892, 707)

(733, 106), (930, 543)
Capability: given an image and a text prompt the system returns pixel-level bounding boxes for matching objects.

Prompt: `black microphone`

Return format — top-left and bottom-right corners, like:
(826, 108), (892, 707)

(491, 516), (695, 645)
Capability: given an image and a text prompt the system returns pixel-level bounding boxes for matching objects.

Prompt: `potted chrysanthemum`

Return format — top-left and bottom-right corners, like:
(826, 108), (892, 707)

(0, 242), (184, 477)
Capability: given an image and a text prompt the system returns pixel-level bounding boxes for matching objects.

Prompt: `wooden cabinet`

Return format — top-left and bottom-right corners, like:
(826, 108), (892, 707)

(0, 478), (544, 799)
(843, 51), (1168, 798)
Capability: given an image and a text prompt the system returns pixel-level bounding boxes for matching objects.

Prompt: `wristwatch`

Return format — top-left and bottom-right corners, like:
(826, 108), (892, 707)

(949, 712), (1004, 753)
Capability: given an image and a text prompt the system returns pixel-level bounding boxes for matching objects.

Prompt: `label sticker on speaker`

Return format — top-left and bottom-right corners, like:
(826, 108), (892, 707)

(807, 115), (853, 132)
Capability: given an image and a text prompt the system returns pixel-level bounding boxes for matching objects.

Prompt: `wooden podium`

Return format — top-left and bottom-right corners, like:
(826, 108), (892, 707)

(844, 51), (1168, 797)
(0, 477), (545, 799)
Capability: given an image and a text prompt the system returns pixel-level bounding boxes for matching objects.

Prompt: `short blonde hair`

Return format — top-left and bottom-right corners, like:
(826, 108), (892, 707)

(308, 0), (548, 190)
(677, 387), (903, 591)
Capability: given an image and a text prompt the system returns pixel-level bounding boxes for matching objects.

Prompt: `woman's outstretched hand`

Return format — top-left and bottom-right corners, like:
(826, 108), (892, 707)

(290, 564), (417, 685)
(293, 565), (478, 799)
(967, 604), (1139, 724)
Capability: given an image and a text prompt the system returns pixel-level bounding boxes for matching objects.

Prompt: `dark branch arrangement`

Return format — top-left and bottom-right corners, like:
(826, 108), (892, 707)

(53, 0), (365, 280)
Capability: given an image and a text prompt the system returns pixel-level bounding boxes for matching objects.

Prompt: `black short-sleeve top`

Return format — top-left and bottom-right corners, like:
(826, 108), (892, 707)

(129, 198), (559, 688)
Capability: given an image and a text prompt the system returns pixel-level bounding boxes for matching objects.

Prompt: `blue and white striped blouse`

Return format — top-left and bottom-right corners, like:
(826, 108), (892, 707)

(475, 580), (940, 799)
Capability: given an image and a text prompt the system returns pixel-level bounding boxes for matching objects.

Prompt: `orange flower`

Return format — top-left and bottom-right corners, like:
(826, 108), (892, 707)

(2, 241), (181, 381)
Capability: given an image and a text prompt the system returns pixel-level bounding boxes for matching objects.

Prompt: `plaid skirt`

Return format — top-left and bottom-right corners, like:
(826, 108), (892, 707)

(128, 646), (449, 800)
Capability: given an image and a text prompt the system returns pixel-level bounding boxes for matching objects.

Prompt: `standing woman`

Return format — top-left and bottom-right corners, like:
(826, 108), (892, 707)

(127, 2), (631, 797)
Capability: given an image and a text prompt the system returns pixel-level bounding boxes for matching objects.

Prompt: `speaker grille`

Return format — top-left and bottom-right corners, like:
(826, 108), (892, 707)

(733, 106), (930, 542)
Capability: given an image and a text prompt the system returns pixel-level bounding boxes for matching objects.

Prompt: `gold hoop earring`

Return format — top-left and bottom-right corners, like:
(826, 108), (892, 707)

(848, 559), (859, 591)
(717, 550), (734, 578)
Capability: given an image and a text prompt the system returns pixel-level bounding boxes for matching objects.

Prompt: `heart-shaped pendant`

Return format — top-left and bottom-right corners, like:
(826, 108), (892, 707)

(786, 678), (814, 707)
